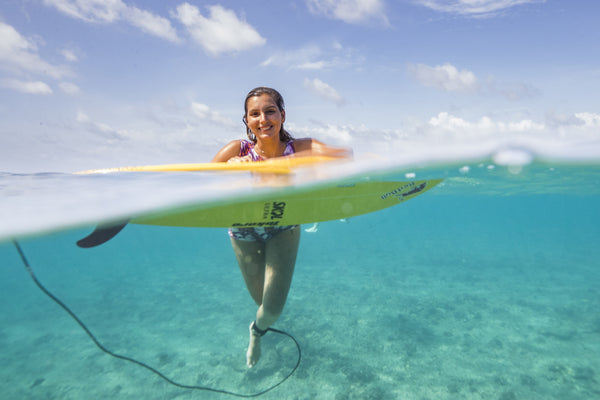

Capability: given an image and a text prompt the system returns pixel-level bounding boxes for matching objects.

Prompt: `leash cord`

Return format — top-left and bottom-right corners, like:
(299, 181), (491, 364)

(12, 240), (301, 398)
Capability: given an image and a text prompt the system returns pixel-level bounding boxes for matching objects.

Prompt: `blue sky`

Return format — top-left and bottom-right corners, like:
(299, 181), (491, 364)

(1, 0), (599, 172)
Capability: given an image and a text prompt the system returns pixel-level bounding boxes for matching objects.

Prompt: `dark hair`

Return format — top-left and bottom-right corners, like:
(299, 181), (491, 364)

(243, 87), (294, 143)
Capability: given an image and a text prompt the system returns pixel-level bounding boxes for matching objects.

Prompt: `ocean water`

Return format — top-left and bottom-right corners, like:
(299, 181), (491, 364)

(1, 159), (599, 400)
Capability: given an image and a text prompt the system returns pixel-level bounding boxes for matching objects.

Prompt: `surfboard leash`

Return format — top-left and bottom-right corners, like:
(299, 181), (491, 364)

(12, 240), (301, 398)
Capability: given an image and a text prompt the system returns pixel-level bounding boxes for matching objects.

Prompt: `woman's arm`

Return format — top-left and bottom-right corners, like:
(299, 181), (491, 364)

(211, 140), (243, 162)
(292, 138), (352, 159)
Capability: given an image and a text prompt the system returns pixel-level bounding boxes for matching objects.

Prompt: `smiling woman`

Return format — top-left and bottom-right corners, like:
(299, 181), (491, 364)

(212, 87), (351, 367)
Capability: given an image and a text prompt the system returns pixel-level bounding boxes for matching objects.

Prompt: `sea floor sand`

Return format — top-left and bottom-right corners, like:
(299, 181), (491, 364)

(1, 195), (598, 399)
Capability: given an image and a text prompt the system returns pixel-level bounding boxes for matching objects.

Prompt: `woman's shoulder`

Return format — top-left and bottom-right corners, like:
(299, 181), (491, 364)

(211, 140), (243, 162)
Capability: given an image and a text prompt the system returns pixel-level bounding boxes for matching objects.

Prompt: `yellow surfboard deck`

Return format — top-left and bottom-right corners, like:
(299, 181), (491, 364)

(76, 156), (337, 175)
(133, 179), (443, 228)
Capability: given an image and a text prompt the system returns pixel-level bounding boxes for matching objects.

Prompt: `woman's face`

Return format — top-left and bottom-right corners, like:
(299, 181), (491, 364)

(245, 94), (285, 142)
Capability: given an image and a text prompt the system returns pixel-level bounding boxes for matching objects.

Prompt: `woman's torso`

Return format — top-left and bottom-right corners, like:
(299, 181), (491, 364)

(239, 139), (295, 161)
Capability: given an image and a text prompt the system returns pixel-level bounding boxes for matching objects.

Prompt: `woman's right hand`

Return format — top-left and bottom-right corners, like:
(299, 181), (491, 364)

(227, 155), (253, 163)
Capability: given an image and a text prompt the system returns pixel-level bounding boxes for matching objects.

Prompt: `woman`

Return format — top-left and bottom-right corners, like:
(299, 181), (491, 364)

(212, 87), (350, 367)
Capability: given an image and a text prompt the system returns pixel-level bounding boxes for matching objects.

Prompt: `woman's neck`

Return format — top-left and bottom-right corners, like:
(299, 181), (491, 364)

(255, 139), (284, 159)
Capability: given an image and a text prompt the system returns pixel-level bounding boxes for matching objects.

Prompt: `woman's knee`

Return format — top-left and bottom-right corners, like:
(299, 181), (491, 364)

(261, 302), (284, 320)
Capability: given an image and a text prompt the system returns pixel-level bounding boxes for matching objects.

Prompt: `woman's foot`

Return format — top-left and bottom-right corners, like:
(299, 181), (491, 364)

(247, 321), (266, 367)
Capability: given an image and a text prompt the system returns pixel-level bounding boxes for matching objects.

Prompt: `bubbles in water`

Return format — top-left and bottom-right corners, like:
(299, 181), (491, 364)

(493, 148), (533, 166)
(492, 148), (534, 174)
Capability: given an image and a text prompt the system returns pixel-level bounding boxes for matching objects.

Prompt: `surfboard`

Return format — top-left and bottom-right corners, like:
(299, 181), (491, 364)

(134, 179), (443, 228)
(76, 156), (338, 175)
(77, 179), (443, 248)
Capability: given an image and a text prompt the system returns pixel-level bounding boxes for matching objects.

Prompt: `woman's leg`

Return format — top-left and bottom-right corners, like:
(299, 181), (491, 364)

(230, 227), (301, 367)
(256, 226), (300, 329)
(230, 239), (266, 306)
(249, 227), (300, 367)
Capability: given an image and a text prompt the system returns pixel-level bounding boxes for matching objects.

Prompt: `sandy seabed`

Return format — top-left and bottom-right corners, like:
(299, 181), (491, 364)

(1, 194), (599, 400)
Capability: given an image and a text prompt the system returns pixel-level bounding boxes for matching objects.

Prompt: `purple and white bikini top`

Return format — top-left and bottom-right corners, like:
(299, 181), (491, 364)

(239, 139), (295, 161)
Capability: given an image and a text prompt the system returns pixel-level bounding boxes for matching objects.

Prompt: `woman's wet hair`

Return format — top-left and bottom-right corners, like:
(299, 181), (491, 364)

(243, 87), (294, 143)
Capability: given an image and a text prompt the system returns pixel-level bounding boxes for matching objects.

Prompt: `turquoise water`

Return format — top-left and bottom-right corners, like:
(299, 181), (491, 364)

(1, 162), (599, 399)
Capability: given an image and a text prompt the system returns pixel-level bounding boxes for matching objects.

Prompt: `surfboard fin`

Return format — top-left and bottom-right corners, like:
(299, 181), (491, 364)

(76, 221), (129, 248)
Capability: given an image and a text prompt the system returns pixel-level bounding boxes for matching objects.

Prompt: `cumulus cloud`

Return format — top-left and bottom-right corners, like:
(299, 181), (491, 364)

(76, 110), (128, 140)
(288, 121), (355, 144)
(43, 0), (180, 42)
(43, 0), (124, 22)
(494, 80), (540, 101)
(59, 81), (81, 95)
(261, 45), (323, 70)
(409, 63), (478, 92)
(304, 78), (345, 105)
(574, 112), (600, 127)
(409, 63), (540, 100)
(173, 3), (265, 56)
(1, 79), (53, 95)
(191, 102), (236, 127)
(287, 110), (600, 161)
(413, 0), (546, 18)
(61, 48), (79, 62)
(307, 0), (389, 25)
(261, 42), (363, 71)
(428, 112), (545, 136)
(124, 7), (180, 42)
(0, 22), (70, 79)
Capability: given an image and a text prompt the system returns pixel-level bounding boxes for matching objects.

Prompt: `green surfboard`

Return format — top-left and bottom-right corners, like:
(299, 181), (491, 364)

(132, 179), (443, 228)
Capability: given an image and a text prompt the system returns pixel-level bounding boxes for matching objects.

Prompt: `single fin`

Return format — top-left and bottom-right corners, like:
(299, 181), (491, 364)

(76, 221), (129, 248)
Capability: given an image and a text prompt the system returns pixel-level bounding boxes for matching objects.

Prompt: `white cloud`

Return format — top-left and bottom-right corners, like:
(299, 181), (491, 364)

(261, 45), (324, 70)
(191, 102), (236, 127)
(574, 112), (600, 127)
(123, 6), (180, 43)
(1, 79), (53, 95)
(414, 0), (546, 17)
(43, 0), (180, 42)
(307, 0), (389, 25)
(0, 22), (69, 79)
(61, 48), (79, 62)
(288, 122), (355, 144)
(304, 78), (345, 105)
(173, 3), (265, 55)
(410, 63), (540, 100)
(261, 42), (363, 71)
(76, 110), (128, 140)
(409, 63), (478, 92)
(494, 81), (540, 101)
(428, 112), (545, 137)
(59, 81), (81, 95)
(43, 0), (125, 22)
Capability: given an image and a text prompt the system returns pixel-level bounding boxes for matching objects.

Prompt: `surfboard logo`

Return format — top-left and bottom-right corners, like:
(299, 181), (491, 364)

(403, 182), (426, 197)
(380, 182), (426, 201)
(232, 221), (281, 227)
(270, 201), (286, 220)
(261, 201), (287, 221)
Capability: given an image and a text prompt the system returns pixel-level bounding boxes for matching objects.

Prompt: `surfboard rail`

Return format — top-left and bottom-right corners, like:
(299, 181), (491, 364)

(75, 156), (339, 175)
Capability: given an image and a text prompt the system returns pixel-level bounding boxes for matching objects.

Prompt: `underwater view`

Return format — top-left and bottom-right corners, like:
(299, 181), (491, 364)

(1, 161), (598, 400)
(2, 1), (599, 398)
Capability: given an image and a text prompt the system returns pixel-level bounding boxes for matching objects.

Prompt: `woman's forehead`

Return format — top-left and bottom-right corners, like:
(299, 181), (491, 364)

(246, 94), (277, 110)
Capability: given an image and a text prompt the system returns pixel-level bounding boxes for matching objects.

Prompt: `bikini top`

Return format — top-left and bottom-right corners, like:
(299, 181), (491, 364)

(239, 139), (295, 161)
